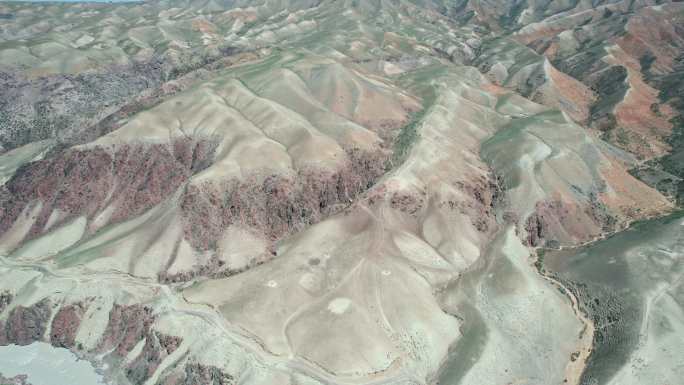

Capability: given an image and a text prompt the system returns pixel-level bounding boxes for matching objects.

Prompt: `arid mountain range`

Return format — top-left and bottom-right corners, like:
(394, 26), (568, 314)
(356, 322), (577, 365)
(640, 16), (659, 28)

(0, 1), (682, 384)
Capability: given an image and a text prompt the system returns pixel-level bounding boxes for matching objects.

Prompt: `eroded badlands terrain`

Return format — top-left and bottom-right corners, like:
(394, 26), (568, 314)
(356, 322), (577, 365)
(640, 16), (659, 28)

(0, 1), (682, 384)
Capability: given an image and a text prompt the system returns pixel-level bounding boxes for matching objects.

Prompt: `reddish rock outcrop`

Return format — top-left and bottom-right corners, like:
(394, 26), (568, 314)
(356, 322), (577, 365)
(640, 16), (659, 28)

(50, 302), (87, 349)
(389, 191), (426, 216)
(126, 331), (183, 384)
(451, 174), (502, 233)
(99, 304), (155, 356)
(3, 299), (51, 346)
(367, 172), (501, 235)
(523, 197), (618, 248)
(0, 138), (217, 249)
(107, 139), (216, 224)
(0, 148), (113, 236)
(95, 303), (189, 384)
(159, 254), (270, 283)
(0, 300), (187, 385)
(180, 147), (388, 250)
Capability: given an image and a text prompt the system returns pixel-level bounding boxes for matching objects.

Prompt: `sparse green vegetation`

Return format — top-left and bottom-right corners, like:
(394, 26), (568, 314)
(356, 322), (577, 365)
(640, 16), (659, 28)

(534, 248), (545, 272)
(389, 109), (424, 168)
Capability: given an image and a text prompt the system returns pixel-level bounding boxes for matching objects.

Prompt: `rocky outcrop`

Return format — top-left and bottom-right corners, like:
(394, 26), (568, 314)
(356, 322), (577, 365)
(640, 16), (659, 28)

(3, 299), (51, 346)
(180, 147), (388, 251)
(0, 64), (161, 154)
(458, 174), (503, 232)
(97, 303), (185, 384)
(0, 45), (247, 154)
(523, 197), (618, 248)
(126, 331), (182, 384)
(0, 299), (190, 385)
(0, 290), (12, 313)
(0, 291), (13, 346)
(389, 190), (426, 216)
(0, 138), (217, 249)
(159, 254), (269, 283)
(78, 49), (258, 148)
(50, 302), (87, 349)
(365, 171), (501, 242)
(0, 373), (31, 385)
(158, 362), (236, 385)
(524, 211), (545, 248)
(181, 363), (235, 385)
(99, 304), (155, 356)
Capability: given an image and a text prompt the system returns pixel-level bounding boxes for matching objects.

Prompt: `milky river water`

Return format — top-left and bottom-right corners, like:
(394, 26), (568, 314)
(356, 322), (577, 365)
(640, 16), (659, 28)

(0, 342), (106, 385)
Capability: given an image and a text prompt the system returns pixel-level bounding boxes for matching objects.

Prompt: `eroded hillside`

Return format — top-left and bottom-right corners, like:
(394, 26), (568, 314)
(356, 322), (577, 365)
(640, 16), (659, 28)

(0, 1), (682, 384)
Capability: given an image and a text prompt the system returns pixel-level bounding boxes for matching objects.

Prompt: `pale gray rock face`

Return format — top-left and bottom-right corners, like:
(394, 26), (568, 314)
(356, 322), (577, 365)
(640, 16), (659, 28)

(0, 1), (682, 384)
